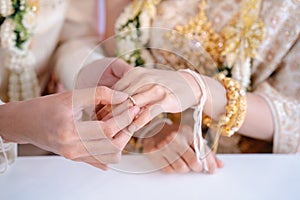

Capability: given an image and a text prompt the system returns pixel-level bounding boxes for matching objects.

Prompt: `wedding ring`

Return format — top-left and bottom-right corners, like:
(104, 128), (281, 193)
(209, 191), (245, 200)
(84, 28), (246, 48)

(128, 96), (137, 106)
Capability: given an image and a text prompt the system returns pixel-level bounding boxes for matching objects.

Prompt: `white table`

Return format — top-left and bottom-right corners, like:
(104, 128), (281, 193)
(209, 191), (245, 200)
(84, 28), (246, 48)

(0, 154), (299, 200)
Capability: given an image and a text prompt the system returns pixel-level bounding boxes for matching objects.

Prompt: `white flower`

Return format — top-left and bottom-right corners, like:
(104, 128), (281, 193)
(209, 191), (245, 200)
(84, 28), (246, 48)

(22, 10), (36, 29)
(0, 18), (16, 49)
(0, 0), (14, 17)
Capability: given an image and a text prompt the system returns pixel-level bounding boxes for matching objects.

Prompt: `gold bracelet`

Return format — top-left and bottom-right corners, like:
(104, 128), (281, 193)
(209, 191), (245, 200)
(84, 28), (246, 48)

(203, 75), (247, 152)
(218, 75), (247, 137)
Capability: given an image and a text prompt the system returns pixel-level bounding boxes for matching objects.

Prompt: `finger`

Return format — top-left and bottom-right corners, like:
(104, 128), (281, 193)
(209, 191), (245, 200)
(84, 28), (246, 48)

(125, 85), (166, 107)
(204, 151), (217, 174)
(99, 100), (131, 121)
(102, 106), (140, 138)
(114, 67), (146, 91)
(145, 150), (170, 170)
(96, 104), (113, 120)
(162, 166), (175, 173)
(142, 138), (156, 153)
(100, 84), (166, 122)
(109, 58), (134, 78)
(74, 152), (121, 165)
(76, 105), (139, 141)
(122, 83), (155, 98)
(179, 125), (194, 144)
(93, 153), (122, 164)
(87, 162), (108, 171)
(72, 154), (108, 170)
(127, 105), (164, 133)
(112, 128), (136, 150)
(181, 146), (203, 172)
(169, 157), (190, 173)
(73, 86), (128, 108)
(215, 154), (224, 168)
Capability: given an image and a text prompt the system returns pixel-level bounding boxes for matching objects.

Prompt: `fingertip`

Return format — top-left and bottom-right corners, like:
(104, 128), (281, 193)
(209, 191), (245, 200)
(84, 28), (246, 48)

(162, 166), (174, 174)
(217, 158), (224, 168)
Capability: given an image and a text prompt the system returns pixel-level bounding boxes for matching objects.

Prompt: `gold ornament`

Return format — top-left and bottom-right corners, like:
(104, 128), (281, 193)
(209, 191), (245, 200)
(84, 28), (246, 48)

(171, 0), (224, 64)
(204, 74), (247, 153)
(222, 0), (265, 67)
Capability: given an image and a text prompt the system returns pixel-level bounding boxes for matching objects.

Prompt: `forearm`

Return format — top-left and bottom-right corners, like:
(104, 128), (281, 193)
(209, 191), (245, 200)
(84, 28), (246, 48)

(0, 102), (21, 142)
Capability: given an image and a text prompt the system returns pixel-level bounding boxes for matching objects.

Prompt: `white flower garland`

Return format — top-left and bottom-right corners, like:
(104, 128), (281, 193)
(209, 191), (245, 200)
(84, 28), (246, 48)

(0, 0), (39, 101)
(115, 0), (160, 67)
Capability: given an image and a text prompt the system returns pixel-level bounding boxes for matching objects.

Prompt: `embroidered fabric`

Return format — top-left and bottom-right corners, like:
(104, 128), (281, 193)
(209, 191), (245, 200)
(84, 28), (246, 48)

(128, 0), (300, 153)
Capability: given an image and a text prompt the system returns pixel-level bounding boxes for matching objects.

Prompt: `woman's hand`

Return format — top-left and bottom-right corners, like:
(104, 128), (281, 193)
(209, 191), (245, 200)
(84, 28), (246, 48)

(112, 67), (203, 132)
(0, 86), (140, 170)
(75, 57), (133, 89)
(143, 124), (223, 174)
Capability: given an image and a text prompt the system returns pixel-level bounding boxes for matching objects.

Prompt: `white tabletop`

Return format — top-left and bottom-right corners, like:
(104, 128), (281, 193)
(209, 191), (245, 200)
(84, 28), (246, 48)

(0, 154), (299, 200)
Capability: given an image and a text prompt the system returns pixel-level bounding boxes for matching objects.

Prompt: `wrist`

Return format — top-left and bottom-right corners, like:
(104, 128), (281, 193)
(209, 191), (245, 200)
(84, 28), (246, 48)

(202, 76), (227, 120)
(178, 71), (204, 107)
(0, 102), (19, 142)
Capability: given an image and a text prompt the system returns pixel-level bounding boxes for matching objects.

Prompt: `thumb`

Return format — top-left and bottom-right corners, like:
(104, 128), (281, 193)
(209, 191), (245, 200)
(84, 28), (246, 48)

(110, 58), (134, 78)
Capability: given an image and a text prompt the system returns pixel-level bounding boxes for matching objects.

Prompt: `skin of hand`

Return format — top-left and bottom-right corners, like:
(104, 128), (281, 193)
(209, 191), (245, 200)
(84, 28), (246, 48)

(0, 86), (140, 170)
(75, 57), (133, 89)
(112, 67), (274, 142)
(75, 57), (134, 119)
(111, 67), (201, 133)
(143, 124), (223, 174)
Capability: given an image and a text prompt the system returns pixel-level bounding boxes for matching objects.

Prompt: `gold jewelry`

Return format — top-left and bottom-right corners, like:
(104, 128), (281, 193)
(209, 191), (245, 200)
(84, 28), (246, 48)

(169, 0), (224, 65)
(204, 74), (247, 152)
(221, 0), (265, 90)
(165, 0), (264, 89)
(217, 74), (247, 137)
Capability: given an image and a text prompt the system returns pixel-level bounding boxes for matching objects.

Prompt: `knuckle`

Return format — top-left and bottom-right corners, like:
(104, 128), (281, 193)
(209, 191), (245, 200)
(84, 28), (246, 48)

(97, 86), (110, 97)
(177, 164), (189, 173)
(152, 85), (165, 97)
(57, 130), (73, 145)
(61, 147), (77, 160)
(101, 123), (115, 138)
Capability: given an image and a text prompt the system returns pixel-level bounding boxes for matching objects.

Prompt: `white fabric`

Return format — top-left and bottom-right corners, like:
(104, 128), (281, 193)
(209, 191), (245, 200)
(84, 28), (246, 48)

(0, 0), (103, 100)
(0, 155), (299, 200)
(97, 0), (106, 37)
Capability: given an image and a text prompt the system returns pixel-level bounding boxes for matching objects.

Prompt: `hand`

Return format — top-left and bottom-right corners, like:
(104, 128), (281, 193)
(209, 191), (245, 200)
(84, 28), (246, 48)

(0, 87), (140, 170)
(75, 57), (133, 89)
(143, 125), (223, 174)
(112, 67), (203, 132)
(75, 57), (134, 120)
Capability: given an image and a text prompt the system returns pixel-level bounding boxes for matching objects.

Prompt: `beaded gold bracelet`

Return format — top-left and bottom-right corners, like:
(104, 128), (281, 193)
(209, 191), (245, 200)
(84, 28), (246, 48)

(203, 74), (247, 152)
